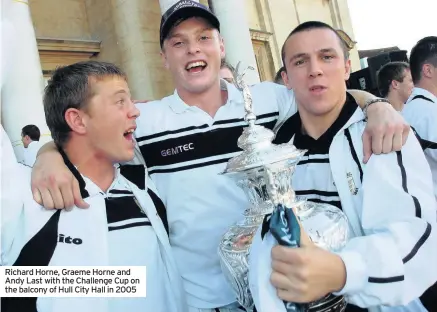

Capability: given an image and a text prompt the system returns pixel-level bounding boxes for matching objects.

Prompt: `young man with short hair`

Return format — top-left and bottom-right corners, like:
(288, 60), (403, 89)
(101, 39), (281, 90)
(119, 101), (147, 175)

(377, 62), (414, 111)
(249, 21), (437, 312)
(21, 124), (42, 166)
(403, 37), (437, 200)
(31, 2), (410, 312)
(1, 61), (186, 312)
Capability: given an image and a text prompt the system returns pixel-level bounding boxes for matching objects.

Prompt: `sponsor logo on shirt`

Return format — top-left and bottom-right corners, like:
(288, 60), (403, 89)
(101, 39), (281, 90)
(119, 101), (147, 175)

(58, 234), (83, 245)
(161, 143), (194, 157)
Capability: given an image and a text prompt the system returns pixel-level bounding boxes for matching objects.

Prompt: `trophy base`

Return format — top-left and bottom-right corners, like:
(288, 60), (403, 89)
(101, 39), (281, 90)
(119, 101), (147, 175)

(307, 294), (347, 312)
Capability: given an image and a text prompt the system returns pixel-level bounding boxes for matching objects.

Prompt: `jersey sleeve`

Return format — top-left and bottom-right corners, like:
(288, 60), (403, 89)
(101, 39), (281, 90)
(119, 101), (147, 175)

(1, 127), (28, 263)
(335, 134), (437, 307)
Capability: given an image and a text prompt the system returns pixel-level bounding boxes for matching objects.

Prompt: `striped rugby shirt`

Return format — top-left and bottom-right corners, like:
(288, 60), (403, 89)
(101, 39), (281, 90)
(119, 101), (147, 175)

(1, 149), (178, 312)
(134, 80), (296, 308)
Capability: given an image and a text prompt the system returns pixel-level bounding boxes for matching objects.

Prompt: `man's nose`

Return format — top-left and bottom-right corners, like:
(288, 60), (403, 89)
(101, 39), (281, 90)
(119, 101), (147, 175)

(187, 41), (200, 54)
(308, 59), (323, 77)
(128, 101), (140, 119)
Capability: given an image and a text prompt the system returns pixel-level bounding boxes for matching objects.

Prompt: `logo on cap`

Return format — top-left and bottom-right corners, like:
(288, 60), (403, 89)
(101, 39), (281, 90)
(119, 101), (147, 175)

(173, 0), (201, 12)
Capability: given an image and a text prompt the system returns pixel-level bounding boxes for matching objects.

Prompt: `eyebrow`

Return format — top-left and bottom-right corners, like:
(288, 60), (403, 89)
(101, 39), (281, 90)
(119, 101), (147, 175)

(288, 48), (338, 62)
(168, 27), (214, 40)
(112, 89), (128, 97)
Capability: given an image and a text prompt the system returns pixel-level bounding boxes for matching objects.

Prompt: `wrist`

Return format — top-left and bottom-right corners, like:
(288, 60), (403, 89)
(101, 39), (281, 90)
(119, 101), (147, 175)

(329, 253), (347, 293)
(362, 98), (391, 120)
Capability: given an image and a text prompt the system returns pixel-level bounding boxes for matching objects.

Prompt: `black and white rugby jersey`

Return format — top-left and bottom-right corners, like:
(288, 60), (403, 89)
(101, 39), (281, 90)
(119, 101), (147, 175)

(273, 95), (363, 210)
(1, 149), (184, 312)
(134, 80), (296, 308)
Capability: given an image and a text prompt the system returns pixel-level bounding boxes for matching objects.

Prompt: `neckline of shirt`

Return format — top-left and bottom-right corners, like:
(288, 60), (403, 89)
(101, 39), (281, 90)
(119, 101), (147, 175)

(169, 79), (242, 114)
(410, 87), (437, 102)
(58, 147), (127, 199)
(294, 93), (359, 152)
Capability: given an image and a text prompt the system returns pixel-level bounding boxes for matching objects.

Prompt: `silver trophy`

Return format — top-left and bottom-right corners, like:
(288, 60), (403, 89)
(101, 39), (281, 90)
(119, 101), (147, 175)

(218, 64), (350, 312)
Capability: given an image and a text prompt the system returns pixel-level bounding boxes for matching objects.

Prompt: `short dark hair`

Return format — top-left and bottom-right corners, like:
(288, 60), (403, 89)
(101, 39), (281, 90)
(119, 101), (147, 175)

(274, 66), (285, 84)
(21, 124), (40, 141)
(281, 21), (350, 67)
(377, 62), (410, 97)
(43, 61), (127, 147)
(410, 36), (437, 84)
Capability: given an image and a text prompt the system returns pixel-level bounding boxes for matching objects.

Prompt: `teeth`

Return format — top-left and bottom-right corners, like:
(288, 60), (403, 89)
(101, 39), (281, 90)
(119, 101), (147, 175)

(124, 129), (134, 135)
(186, 61), (206, 69)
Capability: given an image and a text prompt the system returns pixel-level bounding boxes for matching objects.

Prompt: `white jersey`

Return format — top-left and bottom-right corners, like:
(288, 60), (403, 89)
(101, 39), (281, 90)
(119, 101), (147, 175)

(402, 87), (437, 201)
(1, 147), (187, 312)
(250, 95), (437, 312)
(22, 140), (43, 167)
(134, 80), (296, 308)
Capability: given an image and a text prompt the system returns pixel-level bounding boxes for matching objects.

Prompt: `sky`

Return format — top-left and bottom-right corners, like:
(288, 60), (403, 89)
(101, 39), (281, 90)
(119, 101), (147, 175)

(347, 0), (436, 54)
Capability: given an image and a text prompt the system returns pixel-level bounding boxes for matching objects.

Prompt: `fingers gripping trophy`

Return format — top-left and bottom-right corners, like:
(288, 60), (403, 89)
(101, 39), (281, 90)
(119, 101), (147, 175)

(217, 64), (351, 312)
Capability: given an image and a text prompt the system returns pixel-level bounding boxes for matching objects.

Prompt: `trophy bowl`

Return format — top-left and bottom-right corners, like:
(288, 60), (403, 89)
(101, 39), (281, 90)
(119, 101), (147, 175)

(218, 154), (306, 310)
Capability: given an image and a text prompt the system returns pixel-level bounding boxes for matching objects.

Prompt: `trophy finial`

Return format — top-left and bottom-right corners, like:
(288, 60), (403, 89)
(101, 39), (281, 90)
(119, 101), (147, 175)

(234, 61), (256, 126)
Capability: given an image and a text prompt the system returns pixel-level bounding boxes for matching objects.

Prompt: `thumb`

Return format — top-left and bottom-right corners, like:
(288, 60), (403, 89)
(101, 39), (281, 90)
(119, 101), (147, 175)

(72, 179), (89, 208)
(299, 223), (312, 247)
(292, 206), (312, 247)
(362, 131), (372, 164)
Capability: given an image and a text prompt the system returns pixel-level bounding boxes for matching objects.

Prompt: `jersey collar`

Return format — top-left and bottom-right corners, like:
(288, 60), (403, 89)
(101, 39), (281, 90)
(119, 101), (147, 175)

(169, 79), (243, 114)
(409, 87), (437, 103)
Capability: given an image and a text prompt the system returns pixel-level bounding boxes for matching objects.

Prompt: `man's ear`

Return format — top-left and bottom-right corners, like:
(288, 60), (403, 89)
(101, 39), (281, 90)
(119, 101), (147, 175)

(281, 68), (292, 90)
(344, 59), (352, 80)
(160, 49), (169, 69)
(64, 108), (87, 135)
(219, 35), (225, 60)
(422, 63), (433, 79)
(391, 79), (400, 90)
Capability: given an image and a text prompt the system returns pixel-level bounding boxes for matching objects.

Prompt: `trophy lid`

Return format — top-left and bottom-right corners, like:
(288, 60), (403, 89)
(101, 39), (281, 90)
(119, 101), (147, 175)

(223, 123), (306, 174)
(222, 63), (306, 174)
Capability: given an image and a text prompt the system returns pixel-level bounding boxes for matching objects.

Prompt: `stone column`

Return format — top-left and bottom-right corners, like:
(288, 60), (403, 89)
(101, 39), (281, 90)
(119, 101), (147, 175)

(111, 0), (158, 100)
(1, 0), (51, 161)
(159, 0), (200, 14)
(209, 0), (260, 85)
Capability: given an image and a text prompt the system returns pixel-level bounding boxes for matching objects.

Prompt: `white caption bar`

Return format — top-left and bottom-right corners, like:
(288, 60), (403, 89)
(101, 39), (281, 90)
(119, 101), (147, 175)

(0, 266), (146, 297)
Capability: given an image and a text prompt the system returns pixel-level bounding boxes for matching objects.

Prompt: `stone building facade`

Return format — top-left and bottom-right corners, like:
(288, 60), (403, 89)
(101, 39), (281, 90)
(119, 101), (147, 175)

(31, 0), (360, 100)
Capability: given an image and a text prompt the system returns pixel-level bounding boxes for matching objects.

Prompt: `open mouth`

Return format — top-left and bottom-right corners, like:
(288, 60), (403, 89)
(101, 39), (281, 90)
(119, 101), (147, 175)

(123, 129), (135, 142)
(185, 60), (207, 74)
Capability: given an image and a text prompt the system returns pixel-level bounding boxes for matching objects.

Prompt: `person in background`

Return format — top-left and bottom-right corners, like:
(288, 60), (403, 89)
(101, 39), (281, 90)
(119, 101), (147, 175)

(220, 59), (236, 85)
(377, 61), (414, 111)
(403, 37), (437, 200)
(21, 124), (42, 167)
(274, 66), (285, 85)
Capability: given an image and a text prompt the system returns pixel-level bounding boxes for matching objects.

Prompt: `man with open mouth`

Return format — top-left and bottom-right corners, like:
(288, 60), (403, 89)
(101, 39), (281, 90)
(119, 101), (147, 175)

(1, 61), (186, 312)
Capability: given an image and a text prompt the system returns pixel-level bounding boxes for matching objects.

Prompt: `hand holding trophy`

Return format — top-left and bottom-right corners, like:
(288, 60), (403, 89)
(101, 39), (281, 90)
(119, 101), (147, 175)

(218, 63), (350, 312)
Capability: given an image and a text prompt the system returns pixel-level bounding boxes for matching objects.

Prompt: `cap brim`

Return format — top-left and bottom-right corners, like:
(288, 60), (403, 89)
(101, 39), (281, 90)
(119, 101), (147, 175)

(160, 7), (220, 47)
